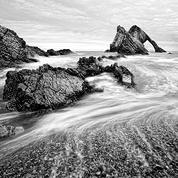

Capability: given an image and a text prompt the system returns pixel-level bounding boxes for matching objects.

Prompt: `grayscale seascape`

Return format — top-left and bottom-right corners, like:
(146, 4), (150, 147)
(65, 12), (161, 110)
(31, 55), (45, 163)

(0, 0), (178, 177)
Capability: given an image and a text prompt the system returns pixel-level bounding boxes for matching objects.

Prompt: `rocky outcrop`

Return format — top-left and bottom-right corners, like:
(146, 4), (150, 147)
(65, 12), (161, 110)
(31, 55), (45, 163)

(129, 25), (166, 53)
(3, 64), (95, 112)
(0, 25), (74, 69)
(46, 49), (73, 56)
(26, 48), (73, 57)
(0, 124), (24, 139)
(25, 45), (48, 57)
(3, 56), (135, 112)
(104, 63), (135, 87)
(110, 25), (166, 54)
(0, 25), (39, 69)
(110, 26), (148, 55)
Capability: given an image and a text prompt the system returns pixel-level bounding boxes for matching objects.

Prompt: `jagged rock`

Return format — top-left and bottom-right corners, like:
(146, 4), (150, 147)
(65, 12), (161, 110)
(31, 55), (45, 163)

(3, 57), (135, 112)
(70, 56), (135, 87)
(25, 45), (48, 57)
(66, 56), (103, 79)
(110, 25), (166, 54)
(3, 64), (96, 111)
(76, 56), (104, 78)
(104, 63), (135, 87)
(46, 49), (73, 56)
(110, 26), (148, 55)
(129, 25), (166, 53)
(0, 124), (24, 139)
(0, 25), (74, 69)
(0, 25), (38, 69)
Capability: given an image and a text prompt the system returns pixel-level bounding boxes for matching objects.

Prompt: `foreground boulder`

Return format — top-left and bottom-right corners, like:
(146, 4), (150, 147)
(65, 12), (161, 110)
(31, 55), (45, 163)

(0, 124), (24, 139)
(3, 57), (135, 112)
(110, 25), (166, 54)
(46, 49), (73, 56)
(3, 64), (95, 112)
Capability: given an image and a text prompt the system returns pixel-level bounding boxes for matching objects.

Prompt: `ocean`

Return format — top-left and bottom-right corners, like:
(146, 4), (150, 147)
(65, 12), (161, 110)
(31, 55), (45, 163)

(0, 51), (178, 177)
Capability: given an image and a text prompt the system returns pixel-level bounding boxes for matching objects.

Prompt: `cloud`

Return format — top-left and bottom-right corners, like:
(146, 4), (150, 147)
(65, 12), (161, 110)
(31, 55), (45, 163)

(0, 0), (178, 50)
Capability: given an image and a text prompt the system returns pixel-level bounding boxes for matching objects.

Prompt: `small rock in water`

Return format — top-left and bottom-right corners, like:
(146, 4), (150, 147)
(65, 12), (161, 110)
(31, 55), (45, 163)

(0, 124), (24, 139)
(46, 49), (73, 56)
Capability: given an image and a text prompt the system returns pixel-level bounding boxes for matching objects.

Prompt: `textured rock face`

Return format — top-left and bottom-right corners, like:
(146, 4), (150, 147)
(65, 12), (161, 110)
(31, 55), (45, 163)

(0, 25), (38, 68)
(0, 124), (24, 139)
(110, 25), (166, 54)
(46, 49), (73, 56)
(3, 64), (92, 111)
(76, 56), (104, 78)
(3, 57), (135, 112)
(129, 25), (166, 53)
(110, 26), (148, 55)
(0, 25), (26, 60)
(75, 56), (135, 87)
(0, 25), (74, 69)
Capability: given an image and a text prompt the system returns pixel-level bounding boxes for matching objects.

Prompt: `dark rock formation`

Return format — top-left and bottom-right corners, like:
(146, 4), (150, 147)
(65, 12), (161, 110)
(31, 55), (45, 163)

(25, 45), (48, 57)
(76, 56), (104, 78)
(3, 64), (95, 112)
(46, 49), (73, 56)
(104, 49), (111, 52)
(129, 25), (166, 53)
(3, 56), (135, 112)
(66, 56), (135, 87)
(110, 26), (148, 55)
(0, 25), (74, 69)
(0, 25), (39, 69)
(110, 25), (166, 54)
(101, 54), (126, 60)
(104, 63), (135, 87)
(0, 124), (24, 139)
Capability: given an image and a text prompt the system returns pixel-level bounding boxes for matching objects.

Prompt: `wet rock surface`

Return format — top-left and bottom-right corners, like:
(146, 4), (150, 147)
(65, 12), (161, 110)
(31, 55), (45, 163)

(0, 124), (24, 139)
(3, 64), (93, 112)
(110, 25), (166, 54)
(3, 56), (135, 112)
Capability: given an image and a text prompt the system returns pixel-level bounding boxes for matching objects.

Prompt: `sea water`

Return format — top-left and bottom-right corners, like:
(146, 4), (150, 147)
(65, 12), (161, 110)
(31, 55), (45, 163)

(0, 51), (178, 176)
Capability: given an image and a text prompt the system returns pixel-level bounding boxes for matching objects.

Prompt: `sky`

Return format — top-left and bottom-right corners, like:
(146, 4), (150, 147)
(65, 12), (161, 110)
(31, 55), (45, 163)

(0, 0), (178, 51)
